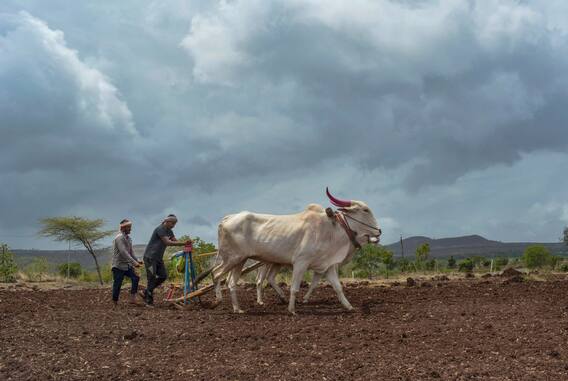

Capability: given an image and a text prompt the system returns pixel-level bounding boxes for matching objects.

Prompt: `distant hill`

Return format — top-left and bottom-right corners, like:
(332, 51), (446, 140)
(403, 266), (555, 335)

(13, 244), (147, 271)
(385, 235), (568, 259)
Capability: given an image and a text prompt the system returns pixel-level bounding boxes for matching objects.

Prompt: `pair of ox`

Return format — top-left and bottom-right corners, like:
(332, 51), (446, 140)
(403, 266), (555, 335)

(212, 188), (382, 314)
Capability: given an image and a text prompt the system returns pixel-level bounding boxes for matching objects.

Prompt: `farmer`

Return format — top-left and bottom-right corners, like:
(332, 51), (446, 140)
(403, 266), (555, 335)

(112, 219), (143, 306)
(143, 214), (190, 306)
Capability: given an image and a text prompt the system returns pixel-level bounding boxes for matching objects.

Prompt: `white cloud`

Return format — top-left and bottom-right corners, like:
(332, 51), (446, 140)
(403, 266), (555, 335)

(0, 11), (136, 135)
(180, 1), (271, 85)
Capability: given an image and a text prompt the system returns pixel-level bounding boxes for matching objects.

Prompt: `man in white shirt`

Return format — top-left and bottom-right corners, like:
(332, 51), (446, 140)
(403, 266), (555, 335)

(112, 219), (142, 306)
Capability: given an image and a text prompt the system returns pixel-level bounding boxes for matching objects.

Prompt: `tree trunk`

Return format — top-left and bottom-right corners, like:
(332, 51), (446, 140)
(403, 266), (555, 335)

(82, 240), (104, 286)
(90, 251), (103, 285)
(83, 240), (103, 285)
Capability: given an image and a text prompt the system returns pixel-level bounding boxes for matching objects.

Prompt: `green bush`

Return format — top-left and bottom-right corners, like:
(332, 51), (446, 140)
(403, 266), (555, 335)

(447, 256), (456, 269)
(471, 256), (483, 266)
(79, 271), (98, 282)
(415, 243), (430, 270)
(339, 261), (355, 278)
(424, 259), (437, 271)
(458, 258), (474, 272)
(549, 255), (561, 269)
(0, 244), (18, 283)
(494, 257), (509, 268)
(79, 264), (113, 283)
(58, 262), (83, 278)
(165, 236), (216, 282)
(522, 245), (551, 269)
(166, 256), (183, 282)
(397, 258), (412, 273)
(24, 257), (50, 281)
(559, 263), (568, 272)
(101, 264), (113, 283)
(353, 244), (393, 279)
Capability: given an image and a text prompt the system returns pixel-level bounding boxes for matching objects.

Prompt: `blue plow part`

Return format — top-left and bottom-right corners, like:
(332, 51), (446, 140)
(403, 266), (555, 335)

(171, 250), (199, 304)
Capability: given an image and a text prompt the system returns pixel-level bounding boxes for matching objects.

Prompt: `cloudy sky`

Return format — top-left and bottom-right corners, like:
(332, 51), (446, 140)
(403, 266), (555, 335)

(2, 0), (568, 250)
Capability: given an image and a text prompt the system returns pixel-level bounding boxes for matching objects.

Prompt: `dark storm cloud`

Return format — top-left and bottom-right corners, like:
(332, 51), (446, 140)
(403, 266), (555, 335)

(1, 1), (568, 248)
(181, 0), (568, 190)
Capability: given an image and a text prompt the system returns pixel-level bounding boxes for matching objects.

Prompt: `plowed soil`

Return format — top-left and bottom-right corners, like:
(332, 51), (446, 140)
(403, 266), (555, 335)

(3, 277), (568, 380)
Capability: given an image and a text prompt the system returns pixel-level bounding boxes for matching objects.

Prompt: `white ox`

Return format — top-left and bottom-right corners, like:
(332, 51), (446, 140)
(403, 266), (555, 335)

(212, 188), (382, 314)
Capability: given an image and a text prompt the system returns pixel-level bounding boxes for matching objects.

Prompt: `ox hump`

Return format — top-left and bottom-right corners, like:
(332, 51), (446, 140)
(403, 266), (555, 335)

(304, 203), (324, 213)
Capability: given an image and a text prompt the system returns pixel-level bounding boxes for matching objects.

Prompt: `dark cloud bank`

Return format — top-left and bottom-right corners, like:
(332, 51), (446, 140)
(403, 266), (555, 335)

(1, 1), (568, 248)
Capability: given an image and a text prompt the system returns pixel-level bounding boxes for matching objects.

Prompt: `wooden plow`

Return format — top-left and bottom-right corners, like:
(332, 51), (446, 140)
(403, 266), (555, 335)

(164, 244), (264, 308)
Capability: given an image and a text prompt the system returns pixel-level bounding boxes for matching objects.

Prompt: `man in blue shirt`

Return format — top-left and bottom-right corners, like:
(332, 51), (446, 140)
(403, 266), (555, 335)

(143, 214), (190, 306)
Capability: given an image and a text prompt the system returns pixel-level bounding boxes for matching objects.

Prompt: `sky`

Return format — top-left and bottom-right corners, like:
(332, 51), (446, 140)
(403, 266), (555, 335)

(2, 0), (568, 250)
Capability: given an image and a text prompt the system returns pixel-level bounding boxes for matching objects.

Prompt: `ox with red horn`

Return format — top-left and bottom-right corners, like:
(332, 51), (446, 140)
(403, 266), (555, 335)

(326, 187), (351, 207)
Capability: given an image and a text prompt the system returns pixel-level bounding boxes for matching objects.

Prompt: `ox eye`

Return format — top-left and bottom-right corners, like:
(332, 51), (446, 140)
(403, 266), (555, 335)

(364, 209), (369, 213)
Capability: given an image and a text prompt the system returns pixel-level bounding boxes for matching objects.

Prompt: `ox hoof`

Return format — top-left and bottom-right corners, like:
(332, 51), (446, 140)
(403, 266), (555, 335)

(234, 309), (245, 314)
(302, 298), (310, 304)
(257, 301), (265, 306)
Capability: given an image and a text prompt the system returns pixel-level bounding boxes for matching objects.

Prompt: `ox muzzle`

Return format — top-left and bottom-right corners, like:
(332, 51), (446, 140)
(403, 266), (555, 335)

(366, 229), (382, 245)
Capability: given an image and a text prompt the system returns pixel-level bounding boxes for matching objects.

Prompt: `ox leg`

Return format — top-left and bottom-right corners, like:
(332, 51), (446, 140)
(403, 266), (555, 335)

(256, 264), (270, 305)
(302, 272), (322, 303)
(228, 261), (246, 313)
(212, 263), (225, 302)
(266, 264), (287, 303)
(325, 267), (353, 311)
(288, 264), (308, 315)
(212, 260), (238, 303)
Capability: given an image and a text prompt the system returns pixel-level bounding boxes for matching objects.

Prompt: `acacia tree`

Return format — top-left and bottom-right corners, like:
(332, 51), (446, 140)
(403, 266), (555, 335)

(39, 217), (113, 285)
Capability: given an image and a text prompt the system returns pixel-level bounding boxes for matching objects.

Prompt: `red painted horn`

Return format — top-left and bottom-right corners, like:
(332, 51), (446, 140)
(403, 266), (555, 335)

(326, 187), (351, 207)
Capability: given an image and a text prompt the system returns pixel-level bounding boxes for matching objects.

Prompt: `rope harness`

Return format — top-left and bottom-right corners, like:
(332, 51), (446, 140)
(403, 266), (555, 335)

(343, 214), (383, 234)
(335, 212), (362, 250)
(328, 209), (382, 250)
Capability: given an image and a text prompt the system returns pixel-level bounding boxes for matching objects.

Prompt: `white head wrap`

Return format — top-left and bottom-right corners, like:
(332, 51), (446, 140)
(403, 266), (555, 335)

(119, 219), (132, 230)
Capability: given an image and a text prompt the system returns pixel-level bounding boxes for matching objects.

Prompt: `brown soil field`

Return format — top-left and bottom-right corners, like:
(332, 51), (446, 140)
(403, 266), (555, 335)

(2, 276), (568, 380)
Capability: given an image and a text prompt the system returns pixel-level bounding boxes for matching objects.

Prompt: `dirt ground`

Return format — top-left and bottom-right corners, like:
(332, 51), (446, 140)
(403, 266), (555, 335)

(2, 275), (568, 381)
